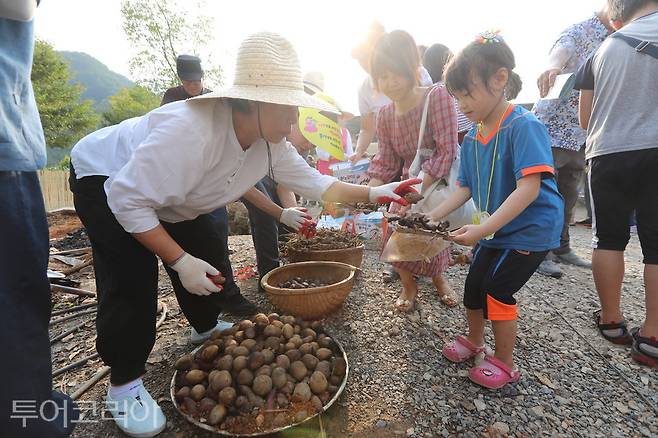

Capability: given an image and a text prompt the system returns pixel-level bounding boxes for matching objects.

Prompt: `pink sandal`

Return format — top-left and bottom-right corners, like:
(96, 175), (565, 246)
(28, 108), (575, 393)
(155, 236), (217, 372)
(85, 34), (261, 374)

(442, 335), (487, 363)
(469, 355), (520, 389)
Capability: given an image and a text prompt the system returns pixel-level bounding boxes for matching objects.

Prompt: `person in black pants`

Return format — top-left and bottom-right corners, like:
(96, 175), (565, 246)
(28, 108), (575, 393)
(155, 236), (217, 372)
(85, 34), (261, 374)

(241, 176), (285, 281)
(70, 170), (244, 384)
(1, 1), (78, 435)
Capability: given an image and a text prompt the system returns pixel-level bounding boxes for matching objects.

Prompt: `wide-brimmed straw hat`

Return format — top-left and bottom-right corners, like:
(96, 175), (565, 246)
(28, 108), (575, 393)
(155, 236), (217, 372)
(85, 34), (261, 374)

(191, 32), (337, 114)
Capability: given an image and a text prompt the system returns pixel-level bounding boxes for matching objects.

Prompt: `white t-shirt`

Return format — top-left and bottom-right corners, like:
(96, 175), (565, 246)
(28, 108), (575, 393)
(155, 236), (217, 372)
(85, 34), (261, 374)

(71, 99), (337, 233)
(357, 66), (434, 116)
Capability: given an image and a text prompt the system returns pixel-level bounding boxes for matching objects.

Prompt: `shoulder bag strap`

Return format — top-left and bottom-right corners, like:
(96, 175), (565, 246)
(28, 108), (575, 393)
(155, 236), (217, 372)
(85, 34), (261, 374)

(416, 87), (433, 152)
(610, 32), (658, 60)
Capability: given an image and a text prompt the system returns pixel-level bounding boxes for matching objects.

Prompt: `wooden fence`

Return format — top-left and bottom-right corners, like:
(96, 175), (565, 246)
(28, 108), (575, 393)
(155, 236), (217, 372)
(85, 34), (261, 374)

(38, 169), (74, 211)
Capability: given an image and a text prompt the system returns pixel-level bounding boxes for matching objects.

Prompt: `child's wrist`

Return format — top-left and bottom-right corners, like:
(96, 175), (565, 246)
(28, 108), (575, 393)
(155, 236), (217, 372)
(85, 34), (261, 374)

(479, 221), (497, 237)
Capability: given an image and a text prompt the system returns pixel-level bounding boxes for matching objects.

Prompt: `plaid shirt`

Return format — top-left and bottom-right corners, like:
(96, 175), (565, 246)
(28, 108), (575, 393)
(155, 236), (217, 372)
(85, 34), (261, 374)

(370, 85), (458, 277)
(369, 85), (458, 183)
(533, 14), (609, 151)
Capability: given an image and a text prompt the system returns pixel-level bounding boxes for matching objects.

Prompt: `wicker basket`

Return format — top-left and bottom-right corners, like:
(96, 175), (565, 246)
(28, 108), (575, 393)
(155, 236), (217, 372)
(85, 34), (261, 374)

(286, 244), (364, 268)
(261, 261), (356, 319)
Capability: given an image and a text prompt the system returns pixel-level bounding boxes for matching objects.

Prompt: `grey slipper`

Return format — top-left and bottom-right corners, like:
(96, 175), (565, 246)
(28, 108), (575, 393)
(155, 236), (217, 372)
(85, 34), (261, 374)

(537, 259), (563, 278)
(555, 250), (591, 269)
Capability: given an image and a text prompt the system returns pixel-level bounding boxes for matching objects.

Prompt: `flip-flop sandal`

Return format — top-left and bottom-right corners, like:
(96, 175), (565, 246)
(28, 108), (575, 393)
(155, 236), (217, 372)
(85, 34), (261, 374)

(434, 278), (458, 307)
(469, 355), (520, 389)
(442, 335), (487, 363)
(594, 310), (633, 345)
(630, 327), (658, 368)
(394, 296), (416, 313)
(438, 292), (458, 307)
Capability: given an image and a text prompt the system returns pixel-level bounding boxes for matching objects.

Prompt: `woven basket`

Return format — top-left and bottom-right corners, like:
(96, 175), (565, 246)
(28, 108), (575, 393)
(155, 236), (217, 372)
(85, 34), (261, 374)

(261, 261), (356, 319)
(286, 244), (364, 268)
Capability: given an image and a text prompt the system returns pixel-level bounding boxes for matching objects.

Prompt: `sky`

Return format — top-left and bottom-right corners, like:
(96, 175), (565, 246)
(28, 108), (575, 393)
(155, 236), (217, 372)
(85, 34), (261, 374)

(35, 0), (605, 113)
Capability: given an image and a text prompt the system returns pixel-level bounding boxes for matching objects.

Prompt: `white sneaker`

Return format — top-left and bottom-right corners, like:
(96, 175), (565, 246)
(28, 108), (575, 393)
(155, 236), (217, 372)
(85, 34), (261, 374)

(106, 382), (166, 437)
(190, 319), (234, 345)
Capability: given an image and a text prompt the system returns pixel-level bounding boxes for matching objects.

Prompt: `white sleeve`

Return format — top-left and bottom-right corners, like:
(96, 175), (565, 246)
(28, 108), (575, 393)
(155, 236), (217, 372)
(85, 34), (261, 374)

(271, 142), (338, 200)
(106, 115), (208, 233)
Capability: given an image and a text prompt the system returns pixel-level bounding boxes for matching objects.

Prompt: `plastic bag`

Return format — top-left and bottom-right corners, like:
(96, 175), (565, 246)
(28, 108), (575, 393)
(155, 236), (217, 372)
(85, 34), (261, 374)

(412, 155), (477, 230)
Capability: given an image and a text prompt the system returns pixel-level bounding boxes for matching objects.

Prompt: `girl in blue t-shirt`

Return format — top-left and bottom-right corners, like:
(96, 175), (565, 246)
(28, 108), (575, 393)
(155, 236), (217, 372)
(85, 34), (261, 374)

(428, 31), (563, 390)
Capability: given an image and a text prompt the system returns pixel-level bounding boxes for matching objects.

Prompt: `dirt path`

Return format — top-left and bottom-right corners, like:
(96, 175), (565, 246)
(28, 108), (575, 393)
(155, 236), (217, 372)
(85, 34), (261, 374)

(50, 225), (657, 437)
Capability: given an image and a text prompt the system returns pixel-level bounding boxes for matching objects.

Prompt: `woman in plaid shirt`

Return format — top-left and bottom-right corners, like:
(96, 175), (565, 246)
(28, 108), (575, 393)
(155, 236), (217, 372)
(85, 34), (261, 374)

(367, 30), (459, 311)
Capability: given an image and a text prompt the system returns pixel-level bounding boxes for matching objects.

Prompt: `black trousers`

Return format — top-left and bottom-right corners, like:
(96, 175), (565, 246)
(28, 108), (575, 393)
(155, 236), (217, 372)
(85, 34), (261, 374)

(0, 171), (78, 437)
(465, 245), (547, 320)
(70, 168), (240, 384)
(241, 176), (282, 279)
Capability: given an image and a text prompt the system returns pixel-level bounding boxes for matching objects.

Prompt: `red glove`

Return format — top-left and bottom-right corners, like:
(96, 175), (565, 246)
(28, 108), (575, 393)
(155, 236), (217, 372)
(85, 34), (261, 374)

(394, 178), (422, 197)
(369, 178), (422, 206)
(206, 273), (225, 291)
(299, 220), (317, 239)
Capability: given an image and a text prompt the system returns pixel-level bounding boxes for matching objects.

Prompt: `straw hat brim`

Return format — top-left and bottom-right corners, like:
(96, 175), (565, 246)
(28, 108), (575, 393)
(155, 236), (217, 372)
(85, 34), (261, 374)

(190, 85), (339, 114)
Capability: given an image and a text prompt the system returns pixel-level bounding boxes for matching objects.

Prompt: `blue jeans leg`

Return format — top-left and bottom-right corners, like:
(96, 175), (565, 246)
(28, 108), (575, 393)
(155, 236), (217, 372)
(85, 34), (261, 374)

(0, 171), (78, 437)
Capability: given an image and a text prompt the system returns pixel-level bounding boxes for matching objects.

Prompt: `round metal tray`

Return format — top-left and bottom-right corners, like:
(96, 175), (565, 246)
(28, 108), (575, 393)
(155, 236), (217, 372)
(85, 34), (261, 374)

(170, 333), (349, 436)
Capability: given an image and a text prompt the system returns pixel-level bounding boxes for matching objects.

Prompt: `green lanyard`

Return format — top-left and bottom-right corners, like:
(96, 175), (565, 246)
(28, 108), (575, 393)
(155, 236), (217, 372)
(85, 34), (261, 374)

(474, 104), (510, 213)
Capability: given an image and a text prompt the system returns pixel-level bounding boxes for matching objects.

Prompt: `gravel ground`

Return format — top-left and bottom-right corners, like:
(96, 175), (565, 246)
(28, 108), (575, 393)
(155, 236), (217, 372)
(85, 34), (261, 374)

(55, 224), (657, 438)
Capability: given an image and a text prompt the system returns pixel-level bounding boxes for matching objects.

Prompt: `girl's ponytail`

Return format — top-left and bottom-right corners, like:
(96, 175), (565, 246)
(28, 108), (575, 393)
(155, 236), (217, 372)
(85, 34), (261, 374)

(505, 70), (522, 100)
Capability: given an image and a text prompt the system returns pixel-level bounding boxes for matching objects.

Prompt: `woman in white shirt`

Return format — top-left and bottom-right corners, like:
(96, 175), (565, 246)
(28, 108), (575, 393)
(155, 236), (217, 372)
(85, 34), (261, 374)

(69, 32), (419, 437)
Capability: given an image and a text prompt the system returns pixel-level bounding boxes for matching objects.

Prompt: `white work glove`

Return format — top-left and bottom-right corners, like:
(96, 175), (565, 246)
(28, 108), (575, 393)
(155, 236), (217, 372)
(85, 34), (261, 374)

(170, 253), (223, 296)
(368, 178), (423, 206)
(279, 207), (312, 231)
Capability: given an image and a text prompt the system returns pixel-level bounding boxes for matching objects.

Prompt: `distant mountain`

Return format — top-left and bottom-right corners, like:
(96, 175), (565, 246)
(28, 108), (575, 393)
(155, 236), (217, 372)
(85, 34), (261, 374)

(60, 51), (134, 110)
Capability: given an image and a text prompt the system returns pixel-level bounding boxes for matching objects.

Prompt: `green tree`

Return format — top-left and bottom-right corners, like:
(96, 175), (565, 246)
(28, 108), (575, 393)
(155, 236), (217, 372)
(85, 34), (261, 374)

(31, 40), (100, 148)
(121, 0), (222, 95)
(102, 86), (160, 126)
(55, 155), (71, 171)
